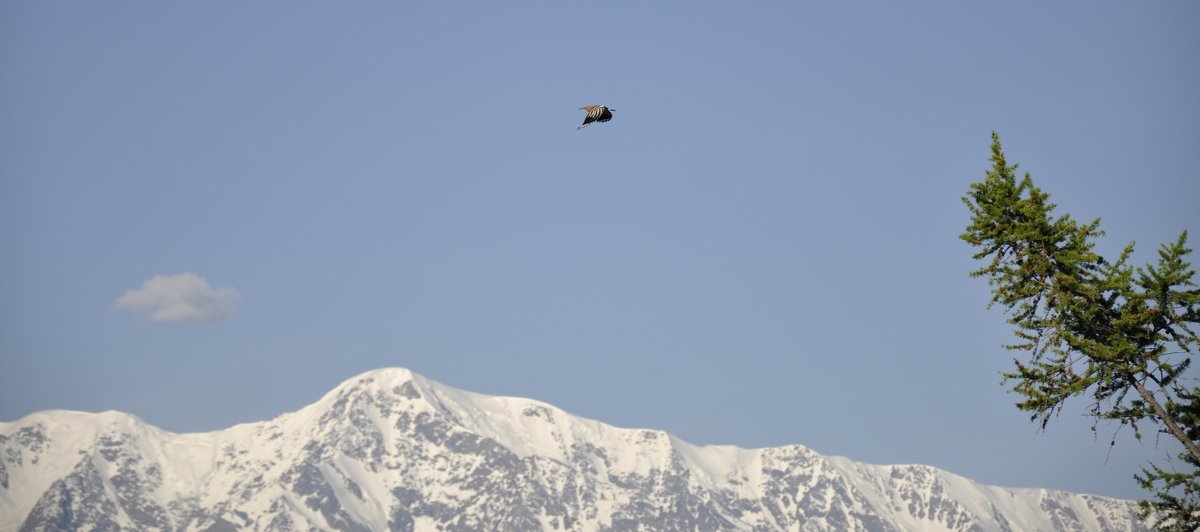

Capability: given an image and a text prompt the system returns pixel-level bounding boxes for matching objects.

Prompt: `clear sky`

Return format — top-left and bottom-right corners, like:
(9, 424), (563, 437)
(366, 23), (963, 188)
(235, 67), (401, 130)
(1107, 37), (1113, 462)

(2, 1), (1197, 501)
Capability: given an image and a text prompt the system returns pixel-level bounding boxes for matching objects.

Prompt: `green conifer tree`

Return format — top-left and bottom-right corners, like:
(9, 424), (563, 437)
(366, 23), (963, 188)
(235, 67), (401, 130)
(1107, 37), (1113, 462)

(961, 132), (1200, 530)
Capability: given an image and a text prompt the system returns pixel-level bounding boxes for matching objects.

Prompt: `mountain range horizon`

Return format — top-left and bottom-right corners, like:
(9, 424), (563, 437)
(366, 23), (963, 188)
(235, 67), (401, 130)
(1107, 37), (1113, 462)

(0, 367), (1150, 531)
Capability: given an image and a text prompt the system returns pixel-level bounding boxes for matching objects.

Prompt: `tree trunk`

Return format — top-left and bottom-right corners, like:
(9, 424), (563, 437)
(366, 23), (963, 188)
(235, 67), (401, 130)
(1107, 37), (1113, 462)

(1131, 379), (1200, 464)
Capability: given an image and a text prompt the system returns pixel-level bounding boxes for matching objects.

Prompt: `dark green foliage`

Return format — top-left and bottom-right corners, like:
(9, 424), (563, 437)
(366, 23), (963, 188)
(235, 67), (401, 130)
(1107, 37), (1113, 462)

(962, 132), (1200, 529)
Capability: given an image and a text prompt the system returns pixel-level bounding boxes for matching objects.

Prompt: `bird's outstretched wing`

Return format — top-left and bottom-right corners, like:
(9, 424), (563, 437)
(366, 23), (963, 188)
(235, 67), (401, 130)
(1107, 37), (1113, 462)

(578, 106), (596, 129)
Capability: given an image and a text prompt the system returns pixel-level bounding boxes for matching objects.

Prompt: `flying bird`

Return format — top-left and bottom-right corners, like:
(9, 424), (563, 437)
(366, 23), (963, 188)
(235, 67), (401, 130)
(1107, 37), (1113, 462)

(578, 105), (615, 130)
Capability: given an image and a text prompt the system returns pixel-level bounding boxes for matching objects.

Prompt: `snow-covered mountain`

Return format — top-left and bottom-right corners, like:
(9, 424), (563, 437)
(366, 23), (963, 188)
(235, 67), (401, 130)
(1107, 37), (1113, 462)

(1, 368), (1147, 531)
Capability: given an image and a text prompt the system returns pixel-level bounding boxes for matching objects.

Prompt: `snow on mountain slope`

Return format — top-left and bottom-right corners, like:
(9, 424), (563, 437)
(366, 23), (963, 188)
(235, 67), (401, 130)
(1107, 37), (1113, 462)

(0, 367), (1149, 531)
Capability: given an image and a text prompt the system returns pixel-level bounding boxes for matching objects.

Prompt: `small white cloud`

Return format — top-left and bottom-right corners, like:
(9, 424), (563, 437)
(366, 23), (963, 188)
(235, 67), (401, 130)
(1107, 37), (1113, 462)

(115, 273), (239, 324)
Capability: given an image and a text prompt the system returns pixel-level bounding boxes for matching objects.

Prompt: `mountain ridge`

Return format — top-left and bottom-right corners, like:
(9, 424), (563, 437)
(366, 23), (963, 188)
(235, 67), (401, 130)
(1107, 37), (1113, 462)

(0, 367), (1149, 531)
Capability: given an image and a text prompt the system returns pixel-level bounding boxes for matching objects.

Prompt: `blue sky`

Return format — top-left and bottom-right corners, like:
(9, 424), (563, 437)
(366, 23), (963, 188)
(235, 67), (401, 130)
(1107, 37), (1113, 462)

(2, 1), (1197, 500)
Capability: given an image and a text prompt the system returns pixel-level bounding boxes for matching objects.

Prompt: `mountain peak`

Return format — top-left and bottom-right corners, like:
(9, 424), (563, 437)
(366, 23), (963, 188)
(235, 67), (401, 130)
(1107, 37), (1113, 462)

(318, 366), (421, 401)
